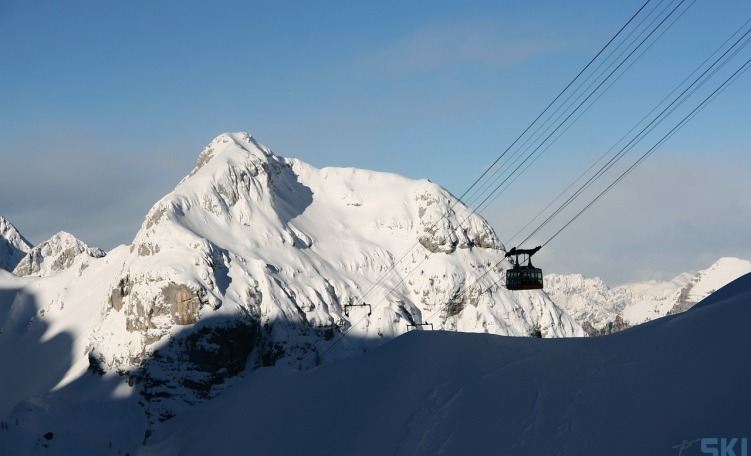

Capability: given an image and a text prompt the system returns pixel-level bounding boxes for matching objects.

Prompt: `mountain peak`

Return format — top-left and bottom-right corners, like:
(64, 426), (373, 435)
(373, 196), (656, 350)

(182, 132), (275, 183)
(139, 132), (297, 240)
(0, 214), (32, 271)
(12, 230), (106, 277)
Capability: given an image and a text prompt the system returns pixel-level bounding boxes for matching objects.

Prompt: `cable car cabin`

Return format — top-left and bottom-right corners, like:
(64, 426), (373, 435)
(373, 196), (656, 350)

(505, 246), (544, 291)
(506, 265), (543, 290)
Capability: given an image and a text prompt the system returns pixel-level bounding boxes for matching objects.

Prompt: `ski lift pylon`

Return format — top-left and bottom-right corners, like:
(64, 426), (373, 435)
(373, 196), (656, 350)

(406, 322), (434, 331)
(344, 302), (372, 317)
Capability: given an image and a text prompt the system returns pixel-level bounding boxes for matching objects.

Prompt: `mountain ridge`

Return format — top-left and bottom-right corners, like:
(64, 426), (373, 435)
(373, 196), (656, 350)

(12, 231), (106, 277)
(546, 256), (751, 334)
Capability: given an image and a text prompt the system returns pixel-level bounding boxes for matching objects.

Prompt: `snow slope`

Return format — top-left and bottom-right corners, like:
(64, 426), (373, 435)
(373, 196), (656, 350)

(142, 272), (751, 456)
(2, 273), (748, 455)
(0, 247), (129, 418)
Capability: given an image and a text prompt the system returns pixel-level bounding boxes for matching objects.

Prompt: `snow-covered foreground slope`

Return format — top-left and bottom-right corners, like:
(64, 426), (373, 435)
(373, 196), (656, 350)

(144, 272), (751, 455)
(0, 248), (128, 418)
(3, 273), (749, 455)
(547, 257), (751, 334)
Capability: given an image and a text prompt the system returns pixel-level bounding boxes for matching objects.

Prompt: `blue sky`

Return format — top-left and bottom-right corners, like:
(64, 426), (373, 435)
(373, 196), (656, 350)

(1, 0), (750, 285)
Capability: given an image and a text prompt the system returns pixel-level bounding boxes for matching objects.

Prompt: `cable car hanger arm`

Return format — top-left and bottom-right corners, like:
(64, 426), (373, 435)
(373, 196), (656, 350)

(505, 246), (542, 258)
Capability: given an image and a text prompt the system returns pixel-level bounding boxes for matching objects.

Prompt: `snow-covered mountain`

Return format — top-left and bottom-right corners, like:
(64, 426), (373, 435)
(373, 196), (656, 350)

(546, 257), (751, 334)
(0, 132), (584, 429)
(0, 215), (32, 272)
(13, 231), (106, 277)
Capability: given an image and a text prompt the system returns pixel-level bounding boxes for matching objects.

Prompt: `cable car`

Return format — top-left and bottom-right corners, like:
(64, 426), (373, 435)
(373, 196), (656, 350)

(505, 246), (543, 290)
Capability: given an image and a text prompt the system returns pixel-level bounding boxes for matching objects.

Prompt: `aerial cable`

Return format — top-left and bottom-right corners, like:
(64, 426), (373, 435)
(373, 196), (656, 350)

(459, 0), (663, 212)
(465, 0), (690, 226)
(505, 1), (707, 245)
(419, 19), (751, 327)
(329, 0), (660, 317)
(454, 0), (691, 231)
(305, 0), (669, 365)
(517, 21), (751, 247)
(421, 54), (751, 327)
(297, 7), (747, 370)
(542, 54), (751, 248)
(360, 0), (693, 320)
(350, 0), (688, 332)
(457, 0), (655, 209)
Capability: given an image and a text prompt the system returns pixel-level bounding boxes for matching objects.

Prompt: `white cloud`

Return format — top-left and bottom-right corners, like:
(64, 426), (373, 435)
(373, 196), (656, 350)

(356, 19), (558, 80)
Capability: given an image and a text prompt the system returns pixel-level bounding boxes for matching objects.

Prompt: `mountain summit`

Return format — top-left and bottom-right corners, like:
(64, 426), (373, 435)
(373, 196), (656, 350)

(88, 132), (582, 414)
(13, 231), (105, 277)
(0, 215), (32, 271)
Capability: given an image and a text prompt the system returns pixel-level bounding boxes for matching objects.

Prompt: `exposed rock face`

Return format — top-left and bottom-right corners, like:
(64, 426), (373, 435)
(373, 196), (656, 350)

(161, 283), (205, 326)
(582, 314), (631, 336)
(415, 188), (499, 254)
(137, 318), (260, 422)
(0, 215), (32, 272)
(669, 282), (697, 315)
(12, 231), (105, 277)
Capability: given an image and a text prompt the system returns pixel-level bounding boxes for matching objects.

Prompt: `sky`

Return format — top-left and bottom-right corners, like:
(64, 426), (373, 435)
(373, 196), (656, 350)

(1, 0), (749, 286)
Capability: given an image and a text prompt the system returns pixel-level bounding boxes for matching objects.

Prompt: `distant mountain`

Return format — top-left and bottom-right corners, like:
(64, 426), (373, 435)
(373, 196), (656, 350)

(13, 231), (105, 277)
(546, 257), (751, 334)
(0, 215), (32, 271)
(0, 132), (584, 429)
